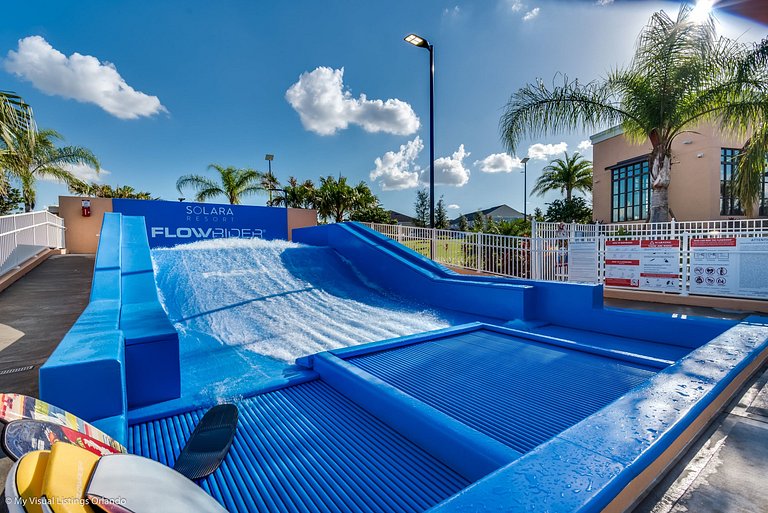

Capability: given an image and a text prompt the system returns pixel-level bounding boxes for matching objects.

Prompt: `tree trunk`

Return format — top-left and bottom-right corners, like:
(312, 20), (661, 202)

(650, 149), (671, 223)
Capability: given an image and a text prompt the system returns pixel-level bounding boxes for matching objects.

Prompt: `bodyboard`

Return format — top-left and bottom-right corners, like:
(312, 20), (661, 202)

(0, 394), (125, 453)
(3, 420), (122, 461)
(86, 453), (228, 513)
(173, 404), (238, 480)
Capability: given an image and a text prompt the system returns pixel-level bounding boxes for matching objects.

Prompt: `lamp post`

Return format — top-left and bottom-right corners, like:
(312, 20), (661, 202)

(520, 157), (530, 218)
(265, 154), (275, 205)
(404, 33), (435, 229)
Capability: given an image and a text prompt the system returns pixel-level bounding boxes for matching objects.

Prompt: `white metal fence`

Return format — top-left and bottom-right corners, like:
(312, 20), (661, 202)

(535, 219), (768, 299)
(364, 218), (768, 301)
(0, 211), (65, 276)
(362, 223), (568, 281)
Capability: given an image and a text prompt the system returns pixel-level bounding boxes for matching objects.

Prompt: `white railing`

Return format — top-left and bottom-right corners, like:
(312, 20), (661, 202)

(0, 211), (65, 276)
(534, 218), (768, 239)
(362, 223), (568, 281)
(364, 219), (768, 301)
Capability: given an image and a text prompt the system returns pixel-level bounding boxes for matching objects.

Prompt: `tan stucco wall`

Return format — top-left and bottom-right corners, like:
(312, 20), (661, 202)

(287, 208), (317, 240)
(58, 196), (113, 254)
(592, 124), (753, 222)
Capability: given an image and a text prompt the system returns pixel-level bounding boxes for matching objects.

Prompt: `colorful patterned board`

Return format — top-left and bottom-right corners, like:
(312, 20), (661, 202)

(0, 394), (125, 453)
(3, 420), (123, 461)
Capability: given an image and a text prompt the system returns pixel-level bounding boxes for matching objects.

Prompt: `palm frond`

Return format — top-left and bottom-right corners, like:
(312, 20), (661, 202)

(500, 75), (634, 153)
(734, 123), (768, 213)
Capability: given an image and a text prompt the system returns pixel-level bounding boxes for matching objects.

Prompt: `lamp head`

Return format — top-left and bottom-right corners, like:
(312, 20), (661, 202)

(404, 33), (430, 48)
(265, 154), (274, 161)
(520, 157), (530, 164)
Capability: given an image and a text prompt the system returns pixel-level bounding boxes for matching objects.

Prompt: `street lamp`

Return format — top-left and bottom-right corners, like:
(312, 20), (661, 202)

(520, 157), (530, 218)
(265, 154), (275, 204)
(404, 33), (435, 229)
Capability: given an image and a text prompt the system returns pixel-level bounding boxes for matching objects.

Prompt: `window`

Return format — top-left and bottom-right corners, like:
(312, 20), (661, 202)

(720, 148), (743, 216)
(611, 159), (650, 222)
(761, 169), (768, 217)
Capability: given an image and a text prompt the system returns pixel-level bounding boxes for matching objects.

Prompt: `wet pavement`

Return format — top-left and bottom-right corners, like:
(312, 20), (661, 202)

(633, 366), (768, 513)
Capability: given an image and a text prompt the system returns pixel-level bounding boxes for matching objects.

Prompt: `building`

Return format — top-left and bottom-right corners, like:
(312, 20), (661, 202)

(388, 210), (416, 226)
(450, 204), (524, 229)
(591, 124), (767, 223)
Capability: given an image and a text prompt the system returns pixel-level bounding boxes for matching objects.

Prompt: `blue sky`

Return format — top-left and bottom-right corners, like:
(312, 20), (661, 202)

(2, 0), (764, 217)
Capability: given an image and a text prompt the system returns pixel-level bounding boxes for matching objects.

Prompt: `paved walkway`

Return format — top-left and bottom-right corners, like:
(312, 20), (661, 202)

(0, 254), (93, 397)
(633, 365), (768, 513)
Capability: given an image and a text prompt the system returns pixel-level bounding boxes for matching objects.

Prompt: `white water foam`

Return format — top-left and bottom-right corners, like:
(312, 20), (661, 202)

(152, 238), (456, 363)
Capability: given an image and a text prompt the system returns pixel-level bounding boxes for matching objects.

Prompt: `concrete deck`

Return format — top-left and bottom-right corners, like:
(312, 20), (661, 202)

(0, 254), (93, 397)
(633, 365), (768, 513)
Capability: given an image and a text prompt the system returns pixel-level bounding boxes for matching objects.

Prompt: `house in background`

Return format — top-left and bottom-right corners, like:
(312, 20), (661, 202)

(591, 123), (768, 224)
(450, 204), (524, 229)
(388, 210), (416, 226)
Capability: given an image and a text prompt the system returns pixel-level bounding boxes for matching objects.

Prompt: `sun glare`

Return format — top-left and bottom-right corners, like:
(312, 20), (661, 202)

(690, 0), (716, 23)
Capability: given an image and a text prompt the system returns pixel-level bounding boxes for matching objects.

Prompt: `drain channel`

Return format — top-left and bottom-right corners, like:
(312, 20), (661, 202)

(0, 365), (35, 376)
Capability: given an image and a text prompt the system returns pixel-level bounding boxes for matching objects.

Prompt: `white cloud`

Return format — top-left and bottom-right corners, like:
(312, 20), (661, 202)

(506, 0), (524, 12)
(596, 0), (614, 5)
(5, 36), (166, 120)
(447, 204), (460, 210)
(424, 144), (471, 187)
(475, 152), (524, 173)
(443, 5), (461, 18)
(369, 137), (423, 190)
(41, 163), (109, 184)
(286, 66), (420, 136)
(578, 139), (593, 152)
(527, 142), (567, 160)
(522, 7), (540, 21)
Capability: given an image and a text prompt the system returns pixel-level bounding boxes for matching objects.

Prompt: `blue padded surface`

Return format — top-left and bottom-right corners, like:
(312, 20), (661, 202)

(528, 324), (692, 363)
(129, 380), (469, 513)
(92, 414), (128, 446)
(348, 328), (657, 454)
(120, 302), (178, 345)
(90, 213), (122, 302)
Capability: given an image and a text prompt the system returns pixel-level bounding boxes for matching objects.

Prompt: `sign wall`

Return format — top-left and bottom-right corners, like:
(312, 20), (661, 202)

(112, 199), (288, 248)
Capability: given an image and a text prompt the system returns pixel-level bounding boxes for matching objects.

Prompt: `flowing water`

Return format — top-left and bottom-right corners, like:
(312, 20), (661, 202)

(152, 238), (461, 365)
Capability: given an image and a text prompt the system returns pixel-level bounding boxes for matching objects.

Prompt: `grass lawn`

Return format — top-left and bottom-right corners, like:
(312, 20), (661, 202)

(401, 238), (470, 265)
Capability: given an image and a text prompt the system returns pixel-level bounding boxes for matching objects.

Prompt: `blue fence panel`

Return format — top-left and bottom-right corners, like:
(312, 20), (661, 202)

(112, 199), (288, 247)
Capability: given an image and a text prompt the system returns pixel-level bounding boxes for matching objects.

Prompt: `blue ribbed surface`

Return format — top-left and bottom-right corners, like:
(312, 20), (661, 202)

(129, 380), (468, 513)
(349, 329), (657, 454)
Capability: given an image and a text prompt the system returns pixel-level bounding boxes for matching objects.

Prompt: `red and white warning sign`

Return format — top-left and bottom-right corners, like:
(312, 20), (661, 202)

(605, 239), (680, 291)
(605, 240), (641, 288)
(639, 240), (680, 291)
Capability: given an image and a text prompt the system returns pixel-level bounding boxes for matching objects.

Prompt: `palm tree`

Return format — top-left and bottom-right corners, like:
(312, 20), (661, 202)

(733, 37), (768, 212)
(260, 170), (280, 206)
(500, 6), (768, 222)
(1, 128), (99, 211)
(315, 175), (355, 223)
(272, 176), (316, 209)
(314, 175), (379, 223)
(0, 91), (34, 154)
(176, 164), (264, 204)
(532, 152), (592, 201)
